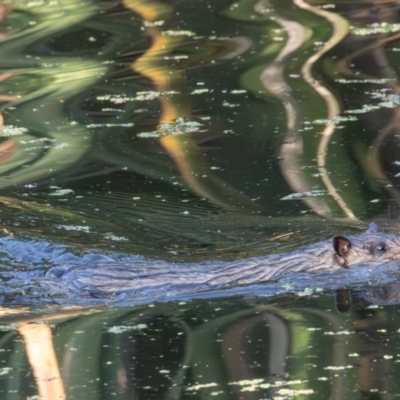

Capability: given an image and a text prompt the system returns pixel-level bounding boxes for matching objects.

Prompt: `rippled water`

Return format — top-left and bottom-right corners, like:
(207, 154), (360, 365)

(3, 293), (400, 399)
(0, 0), (400, 398)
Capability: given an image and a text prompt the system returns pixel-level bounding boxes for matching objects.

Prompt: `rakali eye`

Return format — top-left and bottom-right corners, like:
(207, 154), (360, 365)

(375, 242), (387, 253)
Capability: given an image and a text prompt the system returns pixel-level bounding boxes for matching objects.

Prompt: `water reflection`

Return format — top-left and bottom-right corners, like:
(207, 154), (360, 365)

(0, 291), (400, 399)
(0, 0), (399, 254)
(0, 0), (396, 257)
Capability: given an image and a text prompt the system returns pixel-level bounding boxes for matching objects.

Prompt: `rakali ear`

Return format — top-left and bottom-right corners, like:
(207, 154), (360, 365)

(333, 236), (352, 268)
(367, 222), (379, 233)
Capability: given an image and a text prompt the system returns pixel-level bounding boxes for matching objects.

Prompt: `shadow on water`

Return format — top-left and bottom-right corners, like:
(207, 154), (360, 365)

(0, 0), (400, 398)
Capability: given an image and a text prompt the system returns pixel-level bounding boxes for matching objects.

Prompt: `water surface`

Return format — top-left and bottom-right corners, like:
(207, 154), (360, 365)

(0, 0), (400, 398)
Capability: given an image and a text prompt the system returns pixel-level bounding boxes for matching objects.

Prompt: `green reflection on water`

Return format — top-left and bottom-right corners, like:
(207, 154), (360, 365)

(0, 0), (394, 259)
(0, 0), (362, 254)
(0, 291), (399, 399)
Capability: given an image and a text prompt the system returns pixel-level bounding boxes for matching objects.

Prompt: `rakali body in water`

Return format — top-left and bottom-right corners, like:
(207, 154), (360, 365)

(3, 222), (399, 304)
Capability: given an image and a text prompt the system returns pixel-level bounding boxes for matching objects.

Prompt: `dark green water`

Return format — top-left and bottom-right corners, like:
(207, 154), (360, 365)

(0, 0), (399, 398)
(2, 292), (400, 399)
